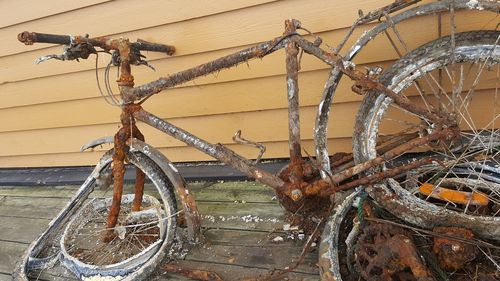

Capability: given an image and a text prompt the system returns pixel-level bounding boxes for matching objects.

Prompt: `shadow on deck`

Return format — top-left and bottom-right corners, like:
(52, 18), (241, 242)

(0, 181), (320, 280)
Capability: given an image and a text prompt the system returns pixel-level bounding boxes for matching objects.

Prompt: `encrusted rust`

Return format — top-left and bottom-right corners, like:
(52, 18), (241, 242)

(105, 104), (144, 241)
(284, 19), (304, 202)
(303, 127), (458, 197)
(432, 227), (478, 271)
(355, 222), (434, 281)
(132, 125), (146, 212)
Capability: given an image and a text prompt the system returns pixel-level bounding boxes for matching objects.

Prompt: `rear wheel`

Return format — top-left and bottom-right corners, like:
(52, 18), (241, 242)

(353, 31), (500, 239)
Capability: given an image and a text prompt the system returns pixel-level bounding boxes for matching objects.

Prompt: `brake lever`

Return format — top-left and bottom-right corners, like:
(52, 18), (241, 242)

(35, 42), (97, 64)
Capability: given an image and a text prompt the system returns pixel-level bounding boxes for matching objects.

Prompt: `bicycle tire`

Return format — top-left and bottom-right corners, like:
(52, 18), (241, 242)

(59, 150), (177, 280)
(353, 30), (500, 240)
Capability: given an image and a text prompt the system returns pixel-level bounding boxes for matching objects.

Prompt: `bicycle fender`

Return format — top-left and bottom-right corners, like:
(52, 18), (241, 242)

(80, 136), (114, 152)
(129, 140), (202, 244)
(80, 136), (202, 244)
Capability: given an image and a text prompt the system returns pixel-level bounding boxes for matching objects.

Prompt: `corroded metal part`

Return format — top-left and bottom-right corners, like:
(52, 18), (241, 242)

(303, 127), (456, 197)
(354, 223), (433, 281)
(232, 130), (266, 165)
(432, 227), (478, 271)
(132, 125), (146, 212)
(59, 194), (166, 278)
(320, 156), (434, 196)
(17, 32), (175, 55)
(56, 151), (177, 281)
(15, 147), (178, 280)
(105, 117), (131, 241)
(284, 19), (304, 202)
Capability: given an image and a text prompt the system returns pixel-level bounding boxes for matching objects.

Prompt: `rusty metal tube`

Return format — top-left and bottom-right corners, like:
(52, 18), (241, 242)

(134, 109), (286, 191)
(132, 125), (146, 212)
(105, 127), (129, 241)
(129, 36), (289, 100)
(283, 20), (304, 199)
(285, 20), (303, 164)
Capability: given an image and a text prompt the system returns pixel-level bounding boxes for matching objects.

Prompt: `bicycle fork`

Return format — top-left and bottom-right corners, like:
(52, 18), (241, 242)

(104, 104), (146, 241)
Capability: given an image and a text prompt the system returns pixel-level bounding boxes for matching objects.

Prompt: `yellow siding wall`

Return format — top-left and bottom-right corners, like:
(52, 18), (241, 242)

(0, 0), (496, 167)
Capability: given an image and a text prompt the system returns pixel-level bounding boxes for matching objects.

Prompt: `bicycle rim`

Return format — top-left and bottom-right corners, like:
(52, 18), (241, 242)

(354, 30), (500, 239)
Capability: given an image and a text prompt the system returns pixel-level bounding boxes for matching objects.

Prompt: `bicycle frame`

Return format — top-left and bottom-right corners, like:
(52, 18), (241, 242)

(117, 20), (449, 195)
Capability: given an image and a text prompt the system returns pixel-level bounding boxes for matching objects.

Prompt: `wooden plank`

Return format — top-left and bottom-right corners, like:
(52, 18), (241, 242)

(204, 228), (313, 248)
(0, 0), (110, 28)
(193, 189), (274, 203)
(0, 16), (414, 84)
(0, 197), (66, 219)
(0, 137), (352, 167)
(0, 64), (337, 110)
(198, 201), (284, 231)
(0, 182), (275, 203)
(31, 269), (78, 281)
(0, 82), (496, 157)
(0, 240), (27, 274)
(0, 0), (280, 57)
(198, 202), (280, 217)
(163, 259), (319, 281)
(0, 186), (82, 198)
(0, 273), (12, 281)
(0, 216), (50, 244)
(0, 103), (358, 156)
(184, 244), (317, 274)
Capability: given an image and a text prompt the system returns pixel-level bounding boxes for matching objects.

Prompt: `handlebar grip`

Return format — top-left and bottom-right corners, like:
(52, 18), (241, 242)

(18, 31), (72, 45)
(133, 39), (175, 56)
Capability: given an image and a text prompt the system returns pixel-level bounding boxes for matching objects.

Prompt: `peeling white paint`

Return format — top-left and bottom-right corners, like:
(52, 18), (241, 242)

(466, 0), (484, 10)
(287, 78), (296, 100)
(342, 60), (356, 70)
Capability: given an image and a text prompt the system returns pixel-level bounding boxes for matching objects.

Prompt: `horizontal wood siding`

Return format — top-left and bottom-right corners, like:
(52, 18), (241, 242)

(0, 0), (497, 167)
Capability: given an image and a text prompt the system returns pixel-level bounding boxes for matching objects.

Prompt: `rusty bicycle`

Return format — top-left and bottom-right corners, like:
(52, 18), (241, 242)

(13, 0), (500, 280)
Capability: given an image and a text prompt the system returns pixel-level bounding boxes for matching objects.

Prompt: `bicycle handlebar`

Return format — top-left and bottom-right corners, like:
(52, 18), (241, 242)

(17, 31), (175, 56)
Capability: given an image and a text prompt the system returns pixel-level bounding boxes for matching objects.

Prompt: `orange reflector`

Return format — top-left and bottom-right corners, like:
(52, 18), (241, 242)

(419, 182), (489, 206)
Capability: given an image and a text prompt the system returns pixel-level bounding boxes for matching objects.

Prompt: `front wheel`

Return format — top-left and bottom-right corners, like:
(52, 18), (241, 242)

(59, 150), (178, 280)
(353, 31), (500, 240)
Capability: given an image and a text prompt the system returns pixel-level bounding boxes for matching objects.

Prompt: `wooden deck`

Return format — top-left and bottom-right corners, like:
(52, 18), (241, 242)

(0, 181), (320, 280)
